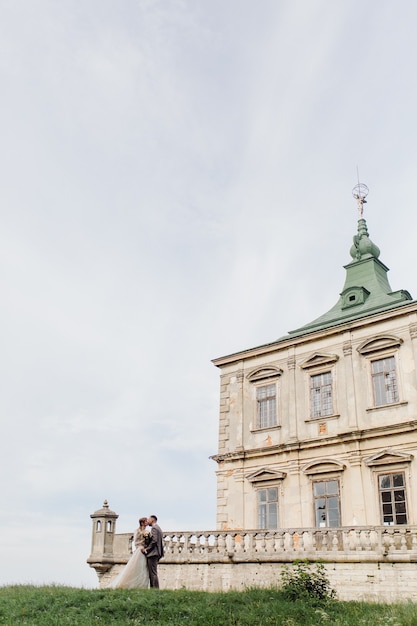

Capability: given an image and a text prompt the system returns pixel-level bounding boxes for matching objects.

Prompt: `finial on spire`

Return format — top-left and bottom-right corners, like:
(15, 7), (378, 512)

(352, 169), (369, 218)
(352, 183), (369, 218)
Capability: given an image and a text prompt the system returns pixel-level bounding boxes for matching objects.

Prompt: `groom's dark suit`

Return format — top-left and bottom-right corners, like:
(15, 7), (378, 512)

(145, 522), (164, 588)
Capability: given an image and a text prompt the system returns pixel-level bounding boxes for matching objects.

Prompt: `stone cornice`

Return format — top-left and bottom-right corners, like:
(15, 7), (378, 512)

(212, 301), (417, 368)
(210, 420), (417, 463)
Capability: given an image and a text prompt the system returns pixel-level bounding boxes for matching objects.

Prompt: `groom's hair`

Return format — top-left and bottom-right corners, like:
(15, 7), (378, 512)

(150, 515), (158, 522)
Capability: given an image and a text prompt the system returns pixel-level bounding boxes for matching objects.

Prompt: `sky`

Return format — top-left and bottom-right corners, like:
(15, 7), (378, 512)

(1, 0), (417, 588)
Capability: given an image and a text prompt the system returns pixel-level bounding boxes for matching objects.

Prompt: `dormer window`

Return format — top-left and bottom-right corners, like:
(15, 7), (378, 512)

(340, 286), (370, 310)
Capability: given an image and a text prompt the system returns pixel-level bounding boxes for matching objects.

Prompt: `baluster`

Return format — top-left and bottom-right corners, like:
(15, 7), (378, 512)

(173, 535), (180, 555)
(165, 535), (172, 555)
(162, 535), (168, 555)
(388, 530), (395, 552)
(284, 531), (292, 551)
(369, 529), (377, 551)
(234, 533), (243, 553)
(400, 529), (407, 552)
(194, 534), (200, 553)
(211, 533), (218, 553)
(311, 530), (318, 552)
(225, 532), (234, 555)
(381, 529), (390, 556)
(383, 529), (395, 554)
(364, 529), (371, 551)
(276, 531), (284, 553)
(341, 529), (351, 551)
(218, 533), (226, 554)
(242, 531), (250, 553)
(332, 530), (339, 551)
(303, 530), (312, 551)
(292, 531), (299, 551)
(412, 529), (417, 553)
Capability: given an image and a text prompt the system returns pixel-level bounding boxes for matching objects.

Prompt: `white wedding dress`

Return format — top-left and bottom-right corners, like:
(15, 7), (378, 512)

(107, 528), (150, 589)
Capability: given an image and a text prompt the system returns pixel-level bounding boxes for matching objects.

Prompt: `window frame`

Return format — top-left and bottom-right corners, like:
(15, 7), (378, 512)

(312, 478), (341, 528)
(364, 450), (412, 526)
(378, 471), (408, 526)
(300, 354), (339, 421)
(257, 485), (279, 529)
(370, 354), (400, 408)
(247, 367), (283, 432)
(255, 382), (277, 429)
(357, 335), (404, 411)
(309, 370), (334, 419)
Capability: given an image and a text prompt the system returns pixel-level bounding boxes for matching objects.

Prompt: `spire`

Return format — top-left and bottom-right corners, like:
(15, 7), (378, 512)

(287, 183), (412, 338)
(349, 184), (380, 261)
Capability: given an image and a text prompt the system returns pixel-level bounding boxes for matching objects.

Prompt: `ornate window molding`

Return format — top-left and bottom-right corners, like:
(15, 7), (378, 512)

(357, 335), (403, 355)
(246, 468), (287, 484)
(357, 336), (403, 409)
(300, 353), (339, 370)
(364, 449), (413, 467)
(248, 367), (282, 430)
(247, 366), (283, 382)
(300, 354), (339, 419)
(302, 458), (345, 476)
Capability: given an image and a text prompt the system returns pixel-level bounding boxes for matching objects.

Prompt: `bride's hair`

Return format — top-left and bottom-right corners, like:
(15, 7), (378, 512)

(139, 517), (148, 526)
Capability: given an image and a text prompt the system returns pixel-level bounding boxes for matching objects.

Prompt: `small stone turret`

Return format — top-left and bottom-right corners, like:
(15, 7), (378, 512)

(87, 500), (119, 579)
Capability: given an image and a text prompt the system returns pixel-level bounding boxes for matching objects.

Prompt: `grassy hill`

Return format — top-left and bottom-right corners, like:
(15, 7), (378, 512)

(0, 585), (416, 625)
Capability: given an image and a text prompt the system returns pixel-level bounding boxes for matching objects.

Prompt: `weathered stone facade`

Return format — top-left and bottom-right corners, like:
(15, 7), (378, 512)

(211, 303), (417, 531)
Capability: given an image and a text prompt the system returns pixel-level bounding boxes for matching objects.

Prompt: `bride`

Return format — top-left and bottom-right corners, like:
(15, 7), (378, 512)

(108, 517), (150, 589)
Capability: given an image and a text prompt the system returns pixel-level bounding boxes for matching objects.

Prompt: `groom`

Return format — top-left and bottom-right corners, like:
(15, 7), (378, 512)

(142, 515), (164, 588)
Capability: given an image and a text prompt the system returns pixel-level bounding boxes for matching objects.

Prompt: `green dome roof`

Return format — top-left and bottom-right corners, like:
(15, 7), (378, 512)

(287, 204), (412, 339)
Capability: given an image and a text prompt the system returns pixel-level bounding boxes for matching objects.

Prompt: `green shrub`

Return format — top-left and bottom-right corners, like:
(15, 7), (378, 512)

(280, 560), (336, 603)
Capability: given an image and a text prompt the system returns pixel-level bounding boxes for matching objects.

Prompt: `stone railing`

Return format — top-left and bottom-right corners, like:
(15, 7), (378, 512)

(159, 526), (417, 563)
(89, 526), (417, 597)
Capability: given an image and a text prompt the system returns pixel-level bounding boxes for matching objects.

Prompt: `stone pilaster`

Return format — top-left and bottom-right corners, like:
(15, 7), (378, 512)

(343, 340), (359, 430)
(287, 354), (298, 440)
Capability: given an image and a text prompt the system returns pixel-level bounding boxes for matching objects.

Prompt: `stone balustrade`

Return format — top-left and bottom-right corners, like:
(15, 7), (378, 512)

(158, 526), (417, 563)
(90, 525), (417, 598)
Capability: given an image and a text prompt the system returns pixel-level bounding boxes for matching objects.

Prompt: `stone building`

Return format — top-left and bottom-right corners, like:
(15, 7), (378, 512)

(88, 187), (417, 600)
(211, 186), (417, 533)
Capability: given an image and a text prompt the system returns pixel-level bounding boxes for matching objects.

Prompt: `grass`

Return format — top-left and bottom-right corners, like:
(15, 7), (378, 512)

(0, 585), (416, 625)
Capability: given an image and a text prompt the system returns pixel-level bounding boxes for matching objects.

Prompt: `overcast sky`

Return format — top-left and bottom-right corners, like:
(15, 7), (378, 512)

(1, 0), (417, 588)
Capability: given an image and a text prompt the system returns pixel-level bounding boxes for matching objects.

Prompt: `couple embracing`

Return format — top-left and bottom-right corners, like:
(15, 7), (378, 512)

(109, 515), (164, 589)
